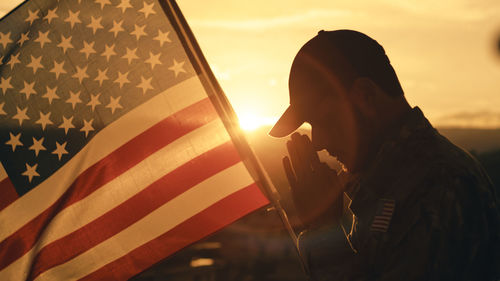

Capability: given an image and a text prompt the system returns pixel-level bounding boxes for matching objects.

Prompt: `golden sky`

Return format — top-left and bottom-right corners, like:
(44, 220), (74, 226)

(2, 0), (500, 128)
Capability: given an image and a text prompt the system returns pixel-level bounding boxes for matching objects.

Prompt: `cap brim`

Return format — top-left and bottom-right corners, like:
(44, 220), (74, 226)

(268, 105), (304, 138)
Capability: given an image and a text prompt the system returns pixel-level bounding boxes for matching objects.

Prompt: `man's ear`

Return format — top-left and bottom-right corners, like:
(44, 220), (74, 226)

(350, 77), (379, 115)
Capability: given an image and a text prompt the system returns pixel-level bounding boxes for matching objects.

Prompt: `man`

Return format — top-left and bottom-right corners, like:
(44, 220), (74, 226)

(269, 30), (499, 281)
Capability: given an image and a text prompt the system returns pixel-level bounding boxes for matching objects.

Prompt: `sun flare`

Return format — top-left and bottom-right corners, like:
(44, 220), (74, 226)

(238, 113), (278, 132)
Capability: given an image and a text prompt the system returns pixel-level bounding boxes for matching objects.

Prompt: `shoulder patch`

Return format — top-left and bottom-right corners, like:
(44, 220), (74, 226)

(370, 199), (396, 233)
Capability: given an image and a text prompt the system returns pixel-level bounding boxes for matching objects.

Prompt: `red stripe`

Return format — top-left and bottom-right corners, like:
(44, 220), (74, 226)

(27, 142), (241, 280)
(0, 178), (18, 211)
(79, 183), (268, 281)
(371, 224), (388, 228)
(373, 218), (391, 223)
(0, 98), (218, 271)
(371, 224), (389, 228)
(371, 224), (389, 229)
(371, 228), (388, 231)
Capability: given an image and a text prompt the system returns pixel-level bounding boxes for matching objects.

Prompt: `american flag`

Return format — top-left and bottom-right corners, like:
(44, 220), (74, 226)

(370, 198), (395, 233)
(0, 0), (269, 280)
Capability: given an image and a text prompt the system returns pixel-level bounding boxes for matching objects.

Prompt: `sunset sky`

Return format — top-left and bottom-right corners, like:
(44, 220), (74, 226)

(2, 0), (500, 129)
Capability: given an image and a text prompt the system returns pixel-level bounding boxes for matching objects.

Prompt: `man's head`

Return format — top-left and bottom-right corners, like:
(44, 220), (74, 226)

(270, 30), (410, 172)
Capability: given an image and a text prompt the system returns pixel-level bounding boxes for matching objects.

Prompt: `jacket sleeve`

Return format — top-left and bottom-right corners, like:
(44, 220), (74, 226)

(298, 176), (500, 281)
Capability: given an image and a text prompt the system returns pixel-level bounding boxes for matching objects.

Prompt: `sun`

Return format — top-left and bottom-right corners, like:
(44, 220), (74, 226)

(237, 112), (278, 132)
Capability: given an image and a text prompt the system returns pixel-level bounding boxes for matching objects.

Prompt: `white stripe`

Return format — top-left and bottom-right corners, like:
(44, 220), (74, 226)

(0, 76), (207, 242)
(35, 162), (253, 281)
(0, 163), (7, 182)
(0, 120), (231, 280)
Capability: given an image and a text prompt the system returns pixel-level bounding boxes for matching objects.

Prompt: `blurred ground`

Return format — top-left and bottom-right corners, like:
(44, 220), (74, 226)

(131, 126), (500, 280)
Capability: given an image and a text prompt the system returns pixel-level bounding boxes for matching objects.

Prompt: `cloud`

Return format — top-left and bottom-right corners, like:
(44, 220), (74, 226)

(378, 0), (499, 22)
(188, 9), (353, 31)
(436, 111), (500, 128)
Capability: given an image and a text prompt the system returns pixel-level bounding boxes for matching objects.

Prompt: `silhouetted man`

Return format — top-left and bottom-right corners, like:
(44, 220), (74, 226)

(269, 30), (499, 281)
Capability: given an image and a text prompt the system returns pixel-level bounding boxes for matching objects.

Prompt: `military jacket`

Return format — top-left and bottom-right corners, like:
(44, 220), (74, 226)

(298, 107), (500, 281)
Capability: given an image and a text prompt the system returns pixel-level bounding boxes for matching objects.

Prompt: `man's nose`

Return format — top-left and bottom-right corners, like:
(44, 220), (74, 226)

(311, 127), (327, 151)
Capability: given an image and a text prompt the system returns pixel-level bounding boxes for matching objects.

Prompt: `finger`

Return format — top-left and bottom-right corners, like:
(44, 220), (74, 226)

(296, 134), (315, 179)
(300, 134), (323, 173)
(287, 138), (306, 181)
(299, 134), (316, 163)
(282, 156), (298, 190)
(293, 133), (313, 169)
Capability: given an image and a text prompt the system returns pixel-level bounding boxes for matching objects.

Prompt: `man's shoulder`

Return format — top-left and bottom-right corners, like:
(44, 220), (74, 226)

(412, 129), (491, 191)
(399, 128), (499, 227)
(382, 125), (497, 219)
(392, 121), (489, 185)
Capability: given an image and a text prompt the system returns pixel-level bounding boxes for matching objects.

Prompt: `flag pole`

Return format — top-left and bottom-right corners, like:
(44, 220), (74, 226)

(158, 0), (309, 273)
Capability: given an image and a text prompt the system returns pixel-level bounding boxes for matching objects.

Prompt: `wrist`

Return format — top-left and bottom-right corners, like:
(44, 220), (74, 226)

(300, 194), (343, 230)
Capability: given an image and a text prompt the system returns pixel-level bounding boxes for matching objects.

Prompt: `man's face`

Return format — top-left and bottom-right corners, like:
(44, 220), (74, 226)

(304, 93), (362, 172)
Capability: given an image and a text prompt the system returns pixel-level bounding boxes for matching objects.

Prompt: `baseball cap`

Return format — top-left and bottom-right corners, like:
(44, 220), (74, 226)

(268, 29), (392, 138)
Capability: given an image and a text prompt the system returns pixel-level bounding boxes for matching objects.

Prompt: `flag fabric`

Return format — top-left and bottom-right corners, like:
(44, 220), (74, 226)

(0, 0), (269, 280)
(369, 199), (395, 233)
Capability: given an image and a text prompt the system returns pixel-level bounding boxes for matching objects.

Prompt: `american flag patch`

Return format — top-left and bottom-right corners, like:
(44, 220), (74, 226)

(370, 199), (395, 232)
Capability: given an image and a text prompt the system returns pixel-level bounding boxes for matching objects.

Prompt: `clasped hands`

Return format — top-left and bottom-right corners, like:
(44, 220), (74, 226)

(283, 133), (344, 230)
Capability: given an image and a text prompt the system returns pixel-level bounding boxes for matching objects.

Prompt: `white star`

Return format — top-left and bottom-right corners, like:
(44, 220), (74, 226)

(106, 96), (123, 114)
(80, 118), (94, 137)
(66, 91), (82, 109)
(0, 77), (13, 95)
(87, 93), (101, 111)
(6, 53), (21, 69)
(50, 60), (66, 79)
(121, 47), (138, 64)
(34, 30), (51, 48)
(137, 76), (154, 94)
(145, 51), (162, 69)
(154, 30), (171, 46)
(95, 0), (111, 9)
(20, 81), (37, 100)
(168, 59), (186, 77)
(29, 137), (46, 156)
(22, 163), (40, 182)
(0, 32), (12, 49)
(87, 16), (103, 34)
(25, 9), (39, 24)
(27, 55), (44, 74)
(35, 111), (53, 130)
(58, 35), (73, 53)
(101, 44), (116, 61)
(59, 116), (75, 134)
(114, 71), (130, 88)
(80, 41), (96, 59)
(109, 20), (124, 37)
(139, 2), (156, 18)
(117, 0), (132, 13)
(0, 102), (6, 115)
(43, 86), (59, 104)
(44, 7), (58, 24)
(95, 68), (109, 85)
(64, 10), (81, 28)
(12, 106), (30, 125)
(52, 141), (68, 160)
(5, 132), (22, 152)
(18, 32), (30, 46)
(131, 24), (147, 40)
(73, 65), (89, 83)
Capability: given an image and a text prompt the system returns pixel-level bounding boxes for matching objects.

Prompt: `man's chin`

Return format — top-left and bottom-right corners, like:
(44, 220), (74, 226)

(326, 149), (343, 163)
(325, 150), (349, 172)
